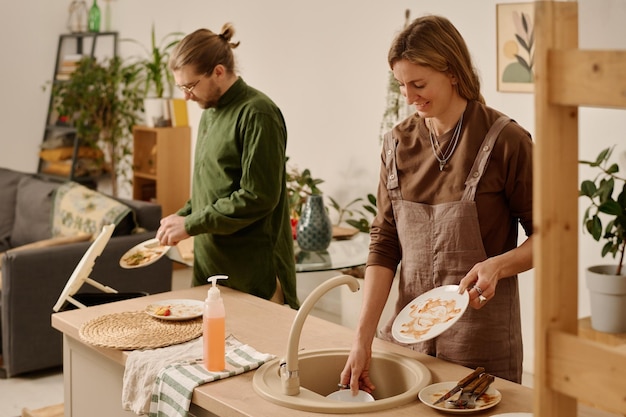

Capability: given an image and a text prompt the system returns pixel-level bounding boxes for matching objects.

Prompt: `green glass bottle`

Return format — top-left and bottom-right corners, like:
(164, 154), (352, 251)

(88, 0), (101, 32)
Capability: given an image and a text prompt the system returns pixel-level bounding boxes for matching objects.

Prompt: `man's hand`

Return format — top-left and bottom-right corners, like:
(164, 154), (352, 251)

(157, 214), (190, 246)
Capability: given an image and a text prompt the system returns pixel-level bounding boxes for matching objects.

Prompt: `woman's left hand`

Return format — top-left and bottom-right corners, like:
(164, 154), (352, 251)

(458, 259), (501, 309)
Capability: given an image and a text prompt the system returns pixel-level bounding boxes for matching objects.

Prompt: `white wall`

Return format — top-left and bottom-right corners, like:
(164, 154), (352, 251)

(1, 0), (625, 376)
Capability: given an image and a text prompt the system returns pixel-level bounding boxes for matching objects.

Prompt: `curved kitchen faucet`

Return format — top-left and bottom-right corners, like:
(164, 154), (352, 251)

(280, 274), (361, 395)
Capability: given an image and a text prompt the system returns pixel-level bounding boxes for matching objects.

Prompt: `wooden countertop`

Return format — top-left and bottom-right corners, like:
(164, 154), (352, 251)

(52, 285), (533, 417)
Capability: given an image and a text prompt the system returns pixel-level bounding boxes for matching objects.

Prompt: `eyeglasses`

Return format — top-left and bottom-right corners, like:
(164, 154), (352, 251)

(177, 72), (208, 95)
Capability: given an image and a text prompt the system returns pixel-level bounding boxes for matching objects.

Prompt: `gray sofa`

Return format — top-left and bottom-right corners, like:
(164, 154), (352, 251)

(0, 168), (172, 378)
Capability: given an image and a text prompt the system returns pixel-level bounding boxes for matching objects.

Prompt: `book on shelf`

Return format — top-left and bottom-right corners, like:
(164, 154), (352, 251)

(56, 54), (83, 80)
(39, 146), (103, 162)
(169, 98), (189, 127)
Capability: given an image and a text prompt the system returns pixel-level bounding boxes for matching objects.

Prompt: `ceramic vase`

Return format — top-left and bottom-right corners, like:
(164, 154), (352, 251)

(586, 264), (626, 333)
(296, 195), (333, 252)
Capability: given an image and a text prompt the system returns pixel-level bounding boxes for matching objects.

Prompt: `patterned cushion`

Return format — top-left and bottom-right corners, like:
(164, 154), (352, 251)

(51, 182), (134, 239)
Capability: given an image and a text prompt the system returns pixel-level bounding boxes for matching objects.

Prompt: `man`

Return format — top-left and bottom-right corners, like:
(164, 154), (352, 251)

(156, 23), (299, 309)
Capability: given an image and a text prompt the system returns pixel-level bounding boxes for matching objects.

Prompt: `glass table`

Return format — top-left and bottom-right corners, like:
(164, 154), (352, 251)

(294, 232), (370, 273)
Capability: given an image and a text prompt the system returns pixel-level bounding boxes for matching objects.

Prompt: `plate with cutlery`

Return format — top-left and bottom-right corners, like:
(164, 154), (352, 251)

(418, 367), (501, 413)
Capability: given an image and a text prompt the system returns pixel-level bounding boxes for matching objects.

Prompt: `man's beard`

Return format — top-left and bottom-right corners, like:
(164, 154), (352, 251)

(196, 94), (220, 110)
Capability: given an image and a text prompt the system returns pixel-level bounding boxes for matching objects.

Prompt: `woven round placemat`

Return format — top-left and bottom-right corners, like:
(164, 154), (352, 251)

(79, 311), (202, 350)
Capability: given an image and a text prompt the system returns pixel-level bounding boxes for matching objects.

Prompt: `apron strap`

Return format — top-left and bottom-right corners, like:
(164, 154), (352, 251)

(383, 131), (401, 199)
(462, 116), (511, 201)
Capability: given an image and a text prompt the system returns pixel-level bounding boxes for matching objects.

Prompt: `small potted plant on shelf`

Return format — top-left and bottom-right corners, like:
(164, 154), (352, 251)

(579, 145), (626, 333)
(51, 56), (143, 197)
(122, 24), (184, 127)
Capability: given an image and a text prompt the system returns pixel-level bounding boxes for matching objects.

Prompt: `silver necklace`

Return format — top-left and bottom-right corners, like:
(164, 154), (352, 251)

(428, 113), (464, 171)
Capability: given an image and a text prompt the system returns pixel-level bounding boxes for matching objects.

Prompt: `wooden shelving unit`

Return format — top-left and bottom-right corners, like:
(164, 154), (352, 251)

(533, 2), (626, 416)
(132, 126), (191, 217)
(39, 32), (118, 186)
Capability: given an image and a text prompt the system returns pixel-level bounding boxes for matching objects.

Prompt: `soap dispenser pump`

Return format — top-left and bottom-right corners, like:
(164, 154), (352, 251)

(203, 274), (228, 371)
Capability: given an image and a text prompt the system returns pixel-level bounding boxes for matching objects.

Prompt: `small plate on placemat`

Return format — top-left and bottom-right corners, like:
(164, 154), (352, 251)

(79, 311), (202, 350)
(145, 299), (203, 321)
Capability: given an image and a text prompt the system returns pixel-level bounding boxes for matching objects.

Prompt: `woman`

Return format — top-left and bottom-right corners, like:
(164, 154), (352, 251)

(340, 15), (533, 393)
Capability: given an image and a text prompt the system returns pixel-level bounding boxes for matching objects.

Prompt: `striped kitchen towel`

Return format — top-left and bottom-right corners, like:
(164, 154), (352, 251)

(148, 335), (275, 417)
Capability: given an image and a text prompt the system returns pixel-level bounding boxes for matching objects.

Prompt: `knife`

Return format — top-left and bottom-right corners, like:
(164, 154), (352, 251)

(432, 366), (485, 405)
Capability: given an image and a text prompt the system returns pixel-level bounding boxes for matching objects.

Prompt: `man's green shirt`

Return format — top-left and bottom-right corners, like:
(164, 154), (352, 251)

(178, 77), (299, 309)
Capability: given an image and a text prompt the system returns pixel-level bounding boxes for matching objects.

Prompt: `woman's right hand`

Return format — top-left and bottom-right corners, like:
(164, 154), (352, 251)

(339, 265), (395, 395)
(339, 343), (376, 395)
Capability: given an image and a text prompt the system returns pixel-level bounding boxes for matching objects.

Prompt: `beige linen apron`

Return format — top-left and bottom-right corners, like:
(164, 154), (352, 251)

(380, 116), (523, 383)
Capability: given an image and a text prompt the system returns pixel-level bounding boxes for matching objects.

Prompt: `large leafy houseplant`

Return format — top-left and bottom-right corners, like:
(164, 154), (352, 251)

(579, 145), (626, 275)
(51, 56), (143, 197)
(123, 24), (184, 98)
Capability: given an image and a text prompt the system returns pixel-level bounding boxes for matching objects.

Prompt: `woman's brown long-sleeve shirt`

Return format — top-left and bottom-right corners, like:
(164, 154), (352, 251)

(368, 100), (533, 271)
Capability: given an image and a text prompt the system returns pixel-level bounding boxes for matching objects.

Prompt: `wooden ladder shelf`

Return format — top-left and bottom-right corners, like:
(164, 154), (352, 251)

(533, 1), (626, 416)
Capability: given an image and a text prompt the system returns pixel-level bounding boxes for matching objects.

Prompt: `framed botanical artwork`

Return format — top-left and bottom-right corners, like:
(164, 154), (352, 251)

(496, 2), (535, 93)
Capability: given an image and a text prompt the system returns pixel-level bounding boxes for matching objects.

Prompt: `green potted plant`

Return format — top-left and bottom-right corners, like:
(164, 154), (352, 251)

(123, 24), (184, 127)
(285, 163), (333, 251)
(328, 193), (377, 234)
(286, 163), (324, 241)
(579, 145), (626, 333)
(51, 56), (143, 197)
(286, 162), (378, 236)
(286, 164), (324, 219)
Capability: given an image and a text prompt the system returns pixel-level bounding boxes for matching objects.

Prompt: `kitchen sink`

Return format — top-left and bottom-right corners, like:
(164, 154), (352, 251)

(252, 348), (431, 413)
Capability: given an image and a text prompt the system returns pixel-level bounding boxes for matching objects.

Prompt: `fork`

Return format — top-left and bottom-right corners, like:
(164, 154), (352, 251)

(445, 372), (489, 409)
(465, 374), (495, 409)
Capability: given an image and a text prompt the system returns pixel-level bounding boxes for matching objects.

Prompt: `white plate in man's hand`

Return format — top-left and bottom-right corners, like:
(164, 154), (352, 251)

(119, 238), (170, 269)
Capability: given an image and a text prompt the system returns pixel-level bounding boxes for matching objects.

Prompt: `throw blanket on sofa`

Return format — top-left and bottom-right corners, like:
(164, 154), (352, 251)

(52, 182), (132, 239)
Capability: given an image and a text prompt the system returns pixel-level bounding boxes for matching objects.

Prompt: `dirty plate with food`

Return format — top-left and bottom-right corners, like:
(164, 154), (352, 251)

(120, 238), (170, 269)
(145, 299), (204, 321)
(392, 285), (469, 344)
(418, 381), (501, 413)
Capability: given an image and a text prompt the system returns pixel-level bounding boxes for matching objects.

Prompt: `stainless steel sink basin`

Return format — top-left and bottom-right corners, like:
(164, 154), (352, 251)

(252, 348), (431, 413)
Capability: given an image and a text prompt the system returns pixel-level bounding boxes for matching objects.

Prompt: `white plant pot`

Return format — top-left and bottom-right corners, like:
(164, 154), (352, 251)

(586, 264), (626, 333)
(143, 98), (172, 128)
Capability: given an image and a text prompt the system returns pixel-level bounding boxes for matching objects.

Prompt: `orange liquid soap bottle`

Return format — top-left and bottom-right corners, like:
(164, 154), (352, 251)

(203, 275), (227, 371)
